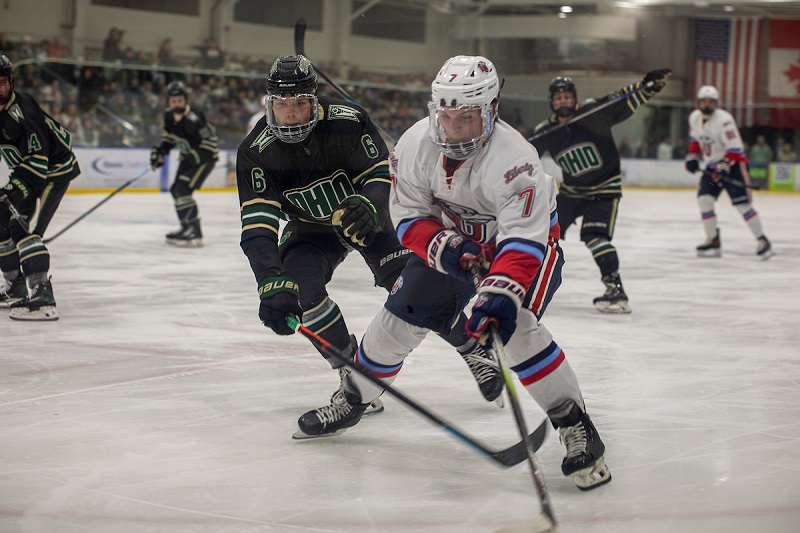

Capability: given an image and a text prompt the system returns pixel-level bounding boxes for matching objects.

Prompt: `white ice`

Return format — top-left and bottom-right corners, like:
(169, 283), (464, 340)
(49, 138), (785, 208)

(1, 188), (799, 533)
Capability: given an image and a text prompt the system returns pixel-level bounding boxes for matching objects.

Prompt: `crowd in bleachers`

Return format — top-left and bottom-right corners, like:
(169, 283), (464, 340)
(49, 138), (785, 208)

(0, 30), (795, 161)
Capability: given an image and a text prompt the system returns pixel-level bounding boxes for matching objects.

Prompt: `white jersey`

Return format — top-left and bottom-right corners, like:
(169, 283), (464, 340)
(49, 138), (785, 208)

(688, 107), (746, 165)
(389, 118), (559, 284)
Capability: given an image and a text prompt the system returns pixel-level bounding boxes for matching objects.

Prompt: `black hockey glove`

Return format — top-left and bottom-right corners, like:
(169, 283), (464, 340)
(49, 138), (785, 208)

(150, 147), (165, 170)
(642, 68), (671, 93)
(685, 158), (700, 174)
(332, 195), (379, 248)
(257, 274), (302, 336)
(427, 229), (491, 285)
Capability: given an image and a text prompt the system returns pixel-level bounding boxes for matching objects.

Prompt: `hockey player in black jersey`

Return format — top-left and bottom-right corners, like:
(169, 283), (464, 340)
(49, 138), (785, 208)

(236, 56), (502, 432)
(531, 70), (671, 313)
(150, 80), (218, 247)
(0, 55), (81, 321)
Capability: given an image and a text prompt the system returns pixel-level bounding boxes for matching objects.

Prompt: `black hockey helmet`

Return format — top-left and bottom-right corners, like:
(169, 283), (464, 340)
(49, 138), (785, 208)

(548, 76), (577, 117)
(0, 55), (14, 105)
(265, 55), (319, 143)
(266, 55), (318, 97)
(166, 80), (189, 99)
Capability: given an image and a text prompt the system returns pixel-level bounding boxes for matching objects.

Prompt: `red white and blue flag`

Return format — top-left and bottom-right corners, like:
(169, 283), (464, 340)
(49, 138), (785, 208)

(768, 19), (800, 128)
(693, 17), (762, 127)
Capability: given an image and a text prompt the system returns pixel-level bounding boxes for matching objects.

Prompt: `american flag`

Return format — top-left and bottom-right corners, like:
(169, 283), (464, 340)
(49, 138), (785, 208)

(693, 18), (762, 126)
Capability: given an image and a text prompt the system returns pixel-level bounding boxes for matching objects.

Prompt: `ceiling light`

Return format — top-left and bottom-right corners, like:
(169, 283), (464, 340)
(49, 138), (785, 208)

(724, 5), (735, 11)
(560, 5), (573, 13)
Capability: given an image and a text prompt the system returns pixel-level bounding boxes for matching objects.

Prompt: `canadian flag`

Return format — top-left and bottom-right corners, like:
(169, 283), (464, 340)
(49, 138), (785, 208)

(769, 19), (800, 127)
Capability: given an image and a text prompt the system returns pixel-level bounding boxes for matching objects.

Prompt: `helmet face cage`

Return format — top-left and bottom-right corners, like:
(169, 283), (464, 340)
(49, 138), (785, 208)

(265, 55), (319, 143)
(549, 76), (577, 117)
(428, 56), (500, 160)
(166, 81), (188, 112)
(265, 93), (319, 144)
(0, 55), (14, 104)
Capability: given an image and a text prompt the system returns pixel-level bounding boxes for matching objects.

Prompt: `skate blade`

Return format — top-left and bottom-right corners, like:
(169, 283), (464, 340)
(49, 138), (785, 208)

(593, 301), (631, 314)
(494, 395), (505, 409)
(758, 250), (775, 261)
(362, 398), (384, 417)
(166, 239), (203, 248)
(697, 249), (721, 258)
(292, 427), (348, 440)
(572, 457), (612, 491)
(9, 305), (59, 321)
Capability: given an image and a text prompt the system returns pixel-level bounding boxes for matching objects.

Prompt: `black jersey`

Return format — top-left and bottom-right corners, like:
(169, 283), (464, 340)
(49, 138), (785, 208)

(0, 91), (79, 195)
(155, 106), (219, 165)
(531, 82), (656, 199)
(236, 95), (390, 281)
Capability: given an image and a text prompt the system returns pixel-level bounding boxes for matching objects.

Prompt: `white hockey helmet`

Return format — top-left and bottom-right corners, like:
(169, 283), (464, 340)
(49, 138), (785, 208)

(428, 55), (501, 160)
(697, 85), (719, 101)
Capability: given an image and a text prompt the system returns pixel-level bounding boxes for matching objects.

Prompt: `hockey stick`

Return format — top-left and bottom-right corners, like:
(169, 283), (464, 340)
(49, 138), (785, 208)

(286, 316), (548, 467)
(294, 18), (398, 145)
(43, 167), (149, 244)
(471, 269), (557, 531)
(699, 168), (756, 189)
(1, 194), (30, 234)
(527, 78), (665, 144)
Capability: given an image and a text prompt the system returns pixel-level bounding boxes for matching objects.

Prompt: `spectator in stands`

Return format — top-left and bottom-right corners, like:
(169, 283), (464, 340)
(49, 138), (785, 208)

(671, 137), (687, 159)
(157, 38), (179, 67)
(634, 140), (649, 159)
(17, 35), (36, 61)
(102, 28), (124, 61)
(778, 139), (796, 162)
(198, 37), (225, 70)
(657, 136), (672, 159)
(749, 135), (773, 163)
(46, 36), (71, 59)
(0, 33), (15, 57)
(617, 136), (633, 158)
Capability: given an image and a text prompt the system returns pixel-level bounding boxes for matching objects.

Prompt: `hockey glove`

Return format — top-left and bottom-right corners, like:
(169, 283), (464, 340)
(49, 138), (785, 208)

(642, 68), (671, 93)
(150, 148), (165, 170)
(332, 195), (379, 248)
(257, 274), (302, 336)
(466, 292), (519, 346)
(427, 229), (492, 285)
(685, 159), (700, 174)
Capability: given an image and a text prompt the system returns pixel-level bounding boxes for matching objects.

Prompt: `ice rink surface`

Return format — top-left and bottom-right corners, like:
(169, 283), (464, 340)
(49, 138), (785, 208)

(1, 188), (799, 533)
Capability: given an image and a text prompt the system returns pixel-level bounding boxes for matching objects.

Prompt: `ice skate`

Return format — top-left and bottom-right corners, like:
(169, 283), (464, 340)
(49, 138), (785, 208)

(166, 221), (203, 247)
(757, 236), (774, 261)
(697, 229), (721, 257)
(293, 388), (368, 439)
(0, 275), (26, 308)
(9, 275), (58, 321)
(548, 399), (611, 491)
(592, 272), (631, 314)
(331, 366), (384, 416)
(459, 341), (504, 406)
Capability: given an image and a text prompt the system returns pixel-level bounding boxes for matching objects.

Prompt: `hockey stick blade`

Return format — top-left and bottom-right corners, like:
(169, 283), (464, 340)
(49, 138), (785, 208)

(287, 316), (547, 467)
(294, 18), (307, 56)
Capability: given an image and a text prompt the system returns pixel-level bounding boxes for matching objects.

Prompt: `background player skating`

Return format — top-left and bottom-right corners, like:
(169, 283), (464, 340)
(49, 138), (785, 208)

(531, 69), (671, 313)
(685, 85), (773, 259)
(150, 80), (219, 247)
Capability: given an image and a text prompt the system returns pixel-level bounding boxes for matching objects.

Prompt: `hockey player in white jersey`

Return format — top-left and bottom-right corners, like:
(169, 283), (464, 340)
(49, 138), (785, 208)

(685, 85), (773, 259)
(296, 56), (611, 491)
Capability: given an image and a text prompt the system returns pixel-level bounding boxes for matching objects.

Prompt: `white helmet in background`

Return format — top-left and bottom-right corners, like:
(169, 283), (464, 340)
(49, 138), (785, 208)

(697, 85), (719, 101)
(428, 55), (501, 160)
(697, 85), (719, 115)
